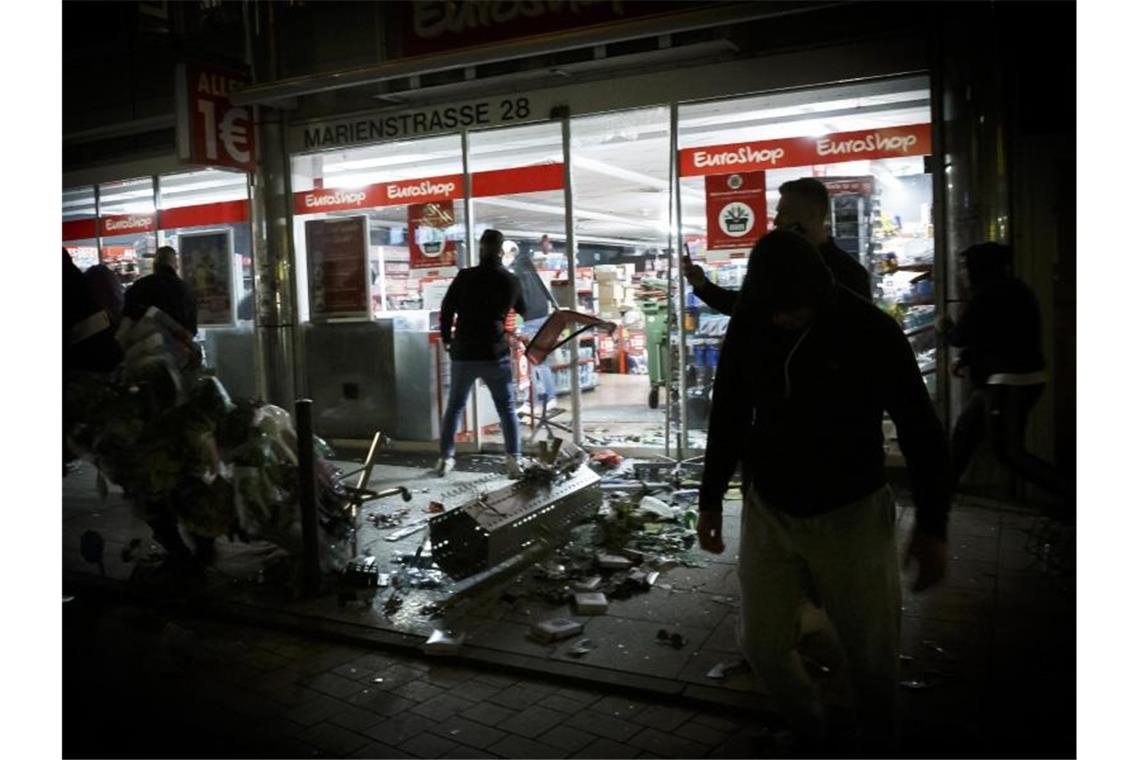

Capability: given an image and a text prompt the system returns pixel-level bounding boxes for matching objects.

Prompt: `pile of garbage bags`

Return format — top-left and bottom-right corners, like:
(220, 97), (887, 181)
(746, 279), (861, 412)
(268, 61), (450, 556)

(64, 306), (352, 561)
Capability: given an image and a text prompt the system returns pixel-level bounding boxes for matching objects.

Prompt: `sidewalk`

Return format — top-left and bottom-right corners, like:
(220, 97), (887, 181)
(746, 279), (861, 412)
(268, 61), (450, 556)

(62, 455), (1076, 757)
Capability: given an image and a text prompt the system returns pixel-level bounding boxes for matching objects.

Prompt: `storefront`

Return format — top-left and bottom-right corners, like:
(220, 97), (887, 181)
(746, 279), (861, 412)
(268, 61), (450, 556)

(280, 45), (939, 458)
(62, 33), (943, 460)
(62, 167), (260, 400)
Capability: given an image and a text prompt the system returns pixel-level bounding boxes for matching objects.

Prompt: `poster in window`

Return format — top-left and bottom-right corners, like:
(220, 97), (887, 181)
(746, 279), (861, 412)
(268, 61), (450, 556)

(408, 201), (458, 269)
(179, 229), (235, 326)
(305, 216), (370, 320)
(705, 171), (766, 251)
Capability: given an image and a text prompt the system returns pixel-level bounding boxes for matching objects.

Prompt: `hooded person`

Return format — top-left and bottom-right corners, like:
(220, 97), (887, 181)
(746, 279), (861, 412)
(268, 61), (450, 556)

(945, 242), (1071, 505)
(510, 237), (560, 406)
(697, 229), (951, 755)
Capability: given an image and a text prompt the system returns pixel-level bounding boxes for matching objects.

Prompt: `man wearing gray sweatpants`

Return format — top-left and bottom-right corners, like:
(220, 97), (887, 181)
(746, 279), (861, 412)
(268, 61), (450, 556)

(697, 230), (951, 755)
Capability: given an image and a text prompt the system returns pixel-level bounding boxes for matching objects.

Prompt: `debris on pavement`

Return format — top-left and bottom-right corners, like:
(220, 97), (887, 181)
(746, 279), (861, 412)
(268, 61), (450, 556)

(423, 502), (445, 514)
(531, 618), (585, 643)
(572, 576), (603, 592)
(706, 658), (751, 680)
(566, 638), (596, 658)
(590, 449), (624, 468)
(423, 629), (466, 656)
(385, 521), (429, 541)
(573, 592), (609, 615)
(900, 670), (947, 690)
(367, 509), (411, 529)
(342, 555), (382, 587)
(656, 629), (688, 649)
(596, 553), (634, 571)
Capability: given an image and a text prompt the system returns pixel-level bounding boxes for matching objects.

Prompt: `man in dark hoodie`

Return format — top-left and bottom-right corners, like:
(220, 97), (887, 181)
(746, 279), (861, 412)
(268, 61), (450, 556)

(945, 242), (1070, 501)
(683, 177), (872, 314)
(697, 229), (950, 752)
(437, 229), (528, 478)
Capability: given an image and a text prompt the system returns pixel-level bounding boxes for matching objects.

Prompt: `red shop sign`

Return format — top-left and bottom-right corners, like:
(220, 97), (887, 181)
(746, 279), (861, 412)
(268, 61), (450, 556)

(294, 164), (563, 215)
(100, 214), (156, 236)
(705, 171), (766, 251)
(159, 199), (250, 229)
(471, 163), (563, 196)
(679, 123), (932, 177)
(295, 174), (462, 214)
(175, 63), (256, 171)
(62, 218), (97, 242)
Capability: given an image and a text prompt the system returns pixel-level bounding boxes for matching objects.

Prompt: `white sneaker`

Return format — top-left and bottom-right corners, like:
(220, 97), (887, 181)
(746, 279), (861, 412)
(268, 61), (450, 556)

(435, 457), (455, 476)
(504, 456), (526, 479)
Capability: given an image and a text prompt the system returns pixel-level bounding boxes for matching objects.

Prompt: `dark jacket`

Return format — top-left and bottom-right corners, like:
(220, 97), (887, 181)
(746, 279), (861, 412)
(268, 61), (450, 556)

(693, 237), (872, 315)
(440, 260), (528, 361)
(699, 232), (950, 539)
(83, 264), (125, 328)
(123, 264), (198, 336)
(512, 251), (554, 322)
(949, 253), (1045, 387)
(64, 252), (122, 373)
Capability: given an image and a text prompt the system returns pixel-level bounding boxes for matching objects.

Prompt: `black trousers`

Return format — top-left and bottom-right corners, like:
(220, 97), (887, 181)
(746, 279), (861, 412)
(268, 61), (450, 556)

(950, 384), (1069, 498)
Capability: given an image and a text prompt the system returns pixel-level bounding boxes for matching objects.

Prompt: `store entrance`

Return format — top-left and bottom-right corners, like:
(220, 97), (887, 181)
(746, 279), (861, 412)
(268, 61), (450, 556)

(566, 107), (675, 451)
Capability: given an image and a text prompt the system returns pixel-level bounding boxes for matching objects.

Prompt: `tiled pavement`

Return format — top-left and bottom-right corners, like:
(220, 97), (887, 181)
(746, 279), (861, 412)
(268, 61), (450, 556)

(64, 596), (777, 759)
(63, 457), (1076, 757)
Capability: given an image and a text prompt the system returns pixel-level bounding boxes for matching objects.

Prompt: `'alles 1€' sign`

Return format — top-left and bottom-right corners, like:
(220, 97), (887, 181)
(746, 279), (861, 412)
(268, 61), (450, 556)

(175, 63), (256, 171)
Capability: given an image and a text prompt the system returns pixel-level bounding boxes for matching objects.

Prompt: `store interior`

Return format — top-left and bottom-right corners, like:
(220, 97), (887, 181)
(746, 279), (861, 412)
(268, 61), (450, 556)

(66, 74), (935, 455)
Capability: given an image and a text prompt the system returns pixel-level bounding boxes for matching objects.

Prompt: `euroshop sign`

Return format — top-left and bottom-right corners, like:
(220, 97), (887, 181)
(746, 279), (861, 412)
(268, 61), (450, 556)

(100, 214), (156, 236)
(679, 124), (931, 177)
(294, 164), (564, 215)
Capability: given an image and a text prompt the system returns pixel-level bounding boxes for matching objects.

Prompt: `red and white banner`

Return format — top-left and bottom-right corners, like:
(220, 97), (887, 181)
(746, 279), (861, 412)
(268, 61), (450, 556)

(176, 63), (256, 171)
(64, 201), (253, 242)
(295, 174), (462, 215)
(471, 163), (563, 197)
(159, 199), (250, 229)
(100, 214), (156, 236)
(294, 164), (563, 215)
(705, 171), (766, 251)
(679, 123), (931, 177)
(62, 219), (97, 242)
(409, 201), (458, 269)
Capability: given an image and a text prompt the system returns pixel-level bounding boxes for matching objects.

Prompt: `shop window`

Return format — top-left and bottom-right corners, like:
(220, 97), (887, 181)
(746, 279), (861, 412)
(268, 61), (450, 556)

(678, 75), (935, 452)
(97, 177), (157, 286)
(291, 133), (465, 322)
(158, 168), (251, 325)
(63, 185), (98, 270)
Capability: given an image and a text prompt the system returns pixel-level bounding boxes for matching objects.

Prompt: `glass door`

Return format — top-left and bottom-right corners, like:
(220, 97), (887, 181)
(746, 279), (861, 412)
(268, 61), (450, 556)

(467, 120), (570, 451)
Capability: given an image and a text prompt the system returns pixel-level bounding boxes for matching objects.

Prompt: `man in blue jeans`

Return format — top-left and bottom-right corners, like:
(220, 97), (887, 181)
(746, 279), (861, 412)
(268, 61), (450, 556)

(437, 229), (528, 477)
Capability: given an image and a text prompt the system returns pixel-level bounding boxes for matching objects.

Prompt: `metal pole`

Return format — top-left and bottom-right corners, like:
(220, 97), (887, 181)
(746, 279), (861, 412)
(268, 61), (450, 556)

(93, 184), (103, 260)
(461, 129), (481, 451)
(246, 1), (299, 408)
(295, 398), (322, 595)
(560, 112), (583, 445)
(670, 103), (687, 460)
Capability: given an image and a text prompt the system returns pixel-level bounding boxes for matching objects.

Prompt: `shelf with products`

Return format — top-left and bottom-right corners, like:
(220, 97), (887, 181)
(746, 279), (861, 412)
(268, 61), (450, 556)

(552, 359), (597, 370)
